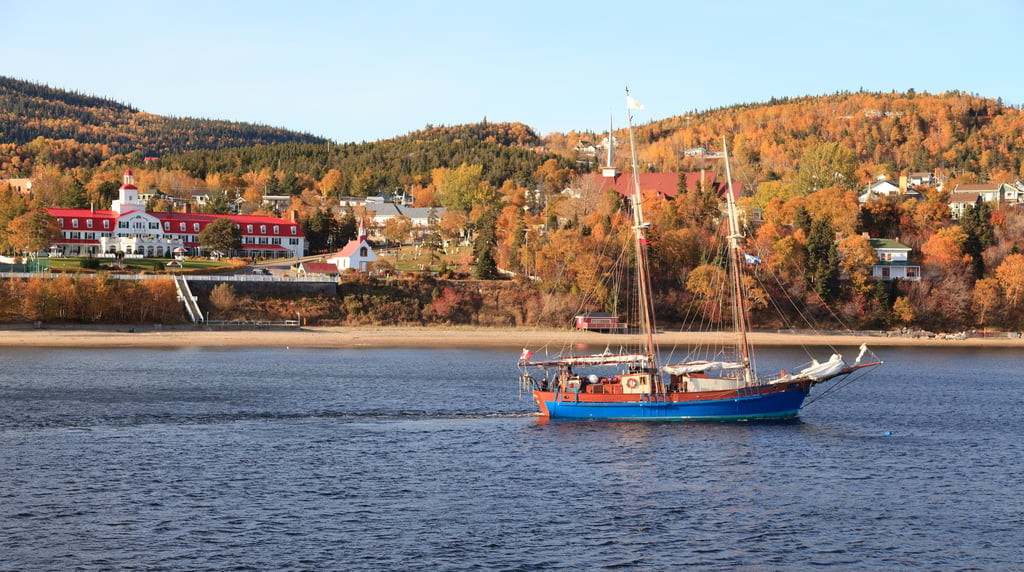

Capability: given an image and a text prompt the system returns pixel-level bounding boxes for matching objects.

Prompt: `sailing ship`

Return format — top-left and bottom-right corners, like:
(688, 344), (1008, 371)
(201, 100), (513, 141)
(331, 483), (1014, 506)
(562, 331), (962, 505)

(517, 91), (881, 421)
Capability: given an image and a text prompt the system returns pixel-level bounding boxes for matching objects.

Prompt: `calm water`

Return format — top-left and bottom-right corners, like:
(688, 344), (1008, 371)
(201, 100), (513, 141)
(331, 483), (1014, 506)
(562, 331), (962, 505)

(1, 345), (1021, 570)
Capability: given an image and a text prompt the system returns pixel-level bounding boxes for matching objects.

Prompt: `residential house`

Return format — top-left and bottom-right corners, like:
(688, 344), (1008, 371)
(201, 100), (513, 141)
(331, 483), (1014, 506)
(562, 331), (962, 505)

(952, 183), (1002, 204)
(0, 178), (32, 196)
(947, 192), (982, 220)
(858, 179), (901, 203)
(868, 238), (920, 281)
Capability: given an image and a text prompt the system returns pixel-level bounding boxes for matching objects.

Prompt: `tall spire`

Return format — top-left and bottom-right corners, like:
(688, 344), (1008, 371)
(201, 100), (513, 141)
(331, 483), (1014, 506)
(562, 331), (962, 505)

(602, 114), (618, 178)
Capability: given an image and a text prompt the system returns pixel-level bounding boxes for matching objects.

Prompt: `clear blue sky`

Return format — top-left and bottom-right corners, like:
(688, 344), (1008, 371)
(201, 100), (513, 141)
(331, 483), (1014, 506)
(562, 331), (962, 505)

(4, 0), (1020, 144)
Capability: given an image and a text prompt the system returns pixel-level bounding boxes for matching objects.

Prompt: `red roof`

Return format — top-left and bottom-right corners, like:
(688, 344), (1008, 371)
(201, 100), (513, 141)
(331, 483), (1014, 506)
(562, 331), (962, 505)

(46, 207), (304, 239)
(331, 237), (367, 259)
(301, 262), (340, 274)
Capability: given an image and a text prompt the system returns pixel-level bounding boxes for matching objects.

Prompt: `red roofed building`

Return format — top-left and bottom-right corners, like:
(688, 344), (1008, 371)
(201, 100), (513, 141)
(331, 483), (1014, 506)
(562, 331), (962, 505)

(326, 220), (377, 272)
(48, 169), (305, 258)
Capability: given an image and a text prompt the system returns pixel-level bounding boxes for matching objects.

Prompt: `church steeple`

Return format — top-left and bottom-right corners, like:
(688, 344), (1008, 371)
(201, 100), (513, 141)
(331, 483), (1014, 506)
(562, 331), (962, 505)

(602, 115), (618, 178)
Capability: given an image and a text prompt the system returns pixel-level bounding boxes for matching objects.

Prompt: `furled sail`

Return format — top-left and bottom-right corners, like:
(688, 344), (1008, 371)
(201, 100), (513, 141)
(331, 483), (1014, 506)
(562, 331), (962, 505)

(520, 353), (652, 368)
(661, 361), (746, 375)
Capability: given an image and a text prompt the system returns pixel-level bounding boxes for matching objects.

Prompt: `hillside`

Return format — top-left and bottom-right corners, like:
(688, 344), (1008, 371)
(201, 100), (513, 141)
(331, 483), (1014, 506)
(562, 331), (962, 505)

(0, 76), (328, 170)
(629, 90), (1024, 187)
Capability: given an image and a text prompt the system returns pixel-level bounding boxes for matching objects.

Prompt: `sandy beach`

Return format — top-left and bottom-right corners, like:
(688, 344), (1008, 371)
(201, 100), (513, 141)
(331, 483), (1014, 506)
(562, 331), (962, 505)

(1, 324), (1021, 350)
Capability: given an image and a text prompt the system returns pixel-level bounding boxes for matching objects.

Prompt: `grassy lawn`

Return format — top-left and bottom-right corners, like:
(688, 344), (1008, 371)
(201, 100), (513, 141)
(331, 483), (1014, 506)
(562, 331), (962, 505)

(376, 244), (474, 274)
(49, 257), (241, 273)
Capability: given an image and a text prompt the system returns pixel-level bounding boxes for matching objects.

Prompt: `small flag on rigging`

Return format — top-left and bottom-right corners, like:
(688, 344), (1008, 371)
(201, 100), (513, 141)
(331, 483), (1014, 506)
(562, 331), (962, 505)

(744, 253), (762, 265)
(520, 348), (533, 361)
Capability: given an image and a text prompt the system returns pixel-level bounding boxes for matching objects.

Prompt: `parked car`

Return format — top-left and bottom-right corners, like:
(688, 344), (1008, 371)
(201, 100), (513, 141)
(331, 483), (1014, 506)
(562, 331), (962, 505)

(251, 268), (271, 275)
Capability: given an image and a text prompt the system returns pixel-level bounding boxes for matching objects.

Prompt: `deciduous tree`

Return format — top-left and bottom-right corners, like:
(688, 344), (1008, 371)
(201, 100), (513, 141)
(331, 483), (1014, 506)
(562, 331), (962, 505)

(7, 209), (61, 256)
(198, 217), (242, 256)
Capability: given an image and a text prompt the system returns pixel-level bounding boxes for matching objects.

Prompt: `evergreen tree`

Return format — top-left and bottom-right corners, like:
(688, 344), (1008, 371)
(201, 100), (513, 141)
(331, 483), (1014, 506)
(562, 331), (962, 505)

(60, 177), (90, 209)
(960, 202), (992, 278)
(422, 207), (443, 267)
(202, 189), (232, 215)
(807, 217), (839, 298)
(473, 208), (499, 279)
(794, 206), (813, 235)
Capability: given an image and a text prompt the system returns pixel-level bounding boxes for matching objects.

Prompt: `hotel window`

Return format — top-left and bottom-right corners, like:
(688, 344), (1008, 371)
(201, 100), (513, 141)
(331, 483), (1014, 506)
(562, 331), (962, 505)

(180, 222), (186, 231)
(290, 227), (297, 235)
(119, 221), (128, 229)
(194, 223), (200, 232)
(103, 220), (110, 229)
(150, 222), (159, 229)
(87, 219), (94, 229)
(260, 225), (267, 234)
(289, 238), (299, 245)
(273, 225), (279, 235)
(72, 219), (79, 228)
(164, 222), (170, 230)
(247, 224), (253, 233)
(58, 218), (64, 226)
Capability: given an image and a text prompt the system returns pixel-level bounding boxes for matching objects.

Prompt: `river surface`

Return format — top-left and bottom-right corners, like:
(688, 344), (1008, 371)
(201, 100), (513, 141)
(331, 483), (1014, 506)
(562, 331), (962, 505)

(1, 345), (1021, 570)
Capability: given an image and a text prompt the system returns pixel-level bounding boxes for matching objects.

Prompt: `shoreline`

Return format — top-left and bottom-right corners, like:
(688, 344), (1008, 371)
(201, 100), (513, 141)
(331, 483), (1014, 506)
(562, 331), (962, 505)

(1, 325), (1022, 350)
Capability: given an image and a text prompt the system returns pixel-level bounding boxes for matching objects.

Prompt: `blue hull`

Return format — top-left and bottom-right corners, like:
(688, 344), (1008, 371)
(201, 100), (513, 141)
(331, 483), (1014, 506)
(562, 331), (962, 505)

(536, 385), (809, 421)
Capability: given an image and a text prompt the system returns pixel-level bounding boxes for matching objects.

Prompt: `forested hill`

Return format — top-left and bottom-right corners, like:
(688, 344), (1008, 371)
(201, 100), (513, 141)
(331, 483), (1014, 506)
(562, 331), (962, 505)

(0, 76), (328, 160)
(630, 90), (1024, 186)
(156, 121), (564, 195)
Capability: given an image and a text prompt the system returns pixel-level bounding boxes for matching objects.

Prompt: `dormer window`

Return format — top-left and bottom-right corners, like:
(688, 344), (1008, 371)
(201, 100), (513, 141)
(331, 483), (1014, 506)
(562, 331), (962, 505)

(86, 219), (93, 229)
(179, 222), (186, 231)
(273, 225), (279, 235)
(291, 226), (297, 235)
(72, 219), (79, 228)
(247, 224), (253, 233)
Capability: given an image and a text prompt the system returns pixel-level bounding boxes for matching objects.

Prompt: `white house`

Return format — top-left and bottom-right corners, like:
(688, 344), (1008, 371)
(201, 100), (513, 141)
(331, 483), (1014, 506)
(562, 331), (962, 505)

(948, 192), (982, 220)
(858, 179), (901, 203)
(869, 238), (919, 281)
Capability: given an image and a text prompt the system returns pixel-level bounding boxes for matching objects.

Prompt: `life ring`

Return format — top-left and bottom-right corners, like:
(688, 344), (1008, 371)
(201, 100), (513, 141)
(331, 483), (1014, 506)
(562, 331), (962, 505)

(626, 378), (638, 389)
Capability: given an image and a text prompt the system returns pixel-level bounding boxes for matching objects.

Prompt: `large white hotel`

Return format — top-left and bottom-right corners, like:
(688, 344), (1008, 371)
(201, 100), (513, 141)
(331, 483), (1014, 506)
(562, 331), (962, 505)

(47, 169), (306, 258)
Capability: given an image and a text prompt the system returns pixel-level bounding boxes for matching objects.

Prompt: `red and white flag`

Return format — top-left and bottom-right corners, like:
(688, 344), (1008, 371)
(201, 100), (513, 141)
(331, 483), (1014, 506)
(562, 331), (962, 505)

(520, 348), (533, 361)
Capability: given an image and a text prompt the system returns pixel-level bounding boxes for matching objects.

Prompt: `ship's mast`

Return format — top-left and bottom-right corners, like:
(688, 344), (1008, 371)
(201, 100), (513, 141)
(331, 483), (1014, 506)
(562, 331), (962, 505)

(625, 88), (658, 376)
(721, 137), (755, 383)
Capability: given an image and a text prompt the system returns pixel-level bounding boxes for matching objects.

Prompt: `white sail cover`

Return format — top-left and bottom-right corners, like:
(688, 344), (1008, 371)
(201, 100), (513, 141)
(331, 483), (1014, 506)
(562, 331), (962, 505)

(521, 352), (651, 368)
(774, 353), (847, 383)
(661, 361), (746, 375)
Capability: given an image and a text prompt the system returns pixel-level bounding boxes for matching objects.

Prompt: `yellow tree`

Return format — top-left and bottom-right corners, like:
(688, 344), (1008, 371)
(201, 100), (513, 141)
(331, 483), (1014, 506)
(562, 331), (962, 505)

(382, 215), (413, 246)
(837, 234), (878, 294)
(686, 263), (728, 323)
(971, 278), (1001, 327)
(7, 209), (61, 256)
(892, 296), (916, 325)
(995, 253), (1024, 307)
(319, 169), (344, 198)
